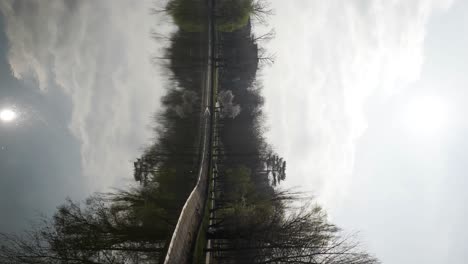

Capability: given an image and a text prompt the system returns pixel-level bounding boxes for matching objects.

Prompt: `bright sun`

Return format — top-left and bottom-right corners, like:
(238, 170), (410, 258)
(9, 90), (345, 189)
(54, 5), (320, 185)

(0, 108), (17, 122)
(403, 96), (449, 137)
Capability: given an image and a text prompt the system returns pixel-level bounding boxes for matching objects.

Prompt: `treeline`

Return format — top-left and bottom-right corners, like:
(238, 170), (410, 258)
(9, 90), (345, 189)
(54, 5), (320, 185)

(156, 0), (271, 32)
(206, 11), (380, 264)
(0, 2), (211, 263)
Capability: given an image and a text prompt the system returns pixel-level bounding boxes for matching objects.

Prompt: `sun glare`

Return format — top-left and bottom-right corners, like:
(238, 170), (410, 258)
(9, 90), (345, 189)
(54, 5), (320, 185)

(0, 108), (17, 122)
(403, 96), (449, 137)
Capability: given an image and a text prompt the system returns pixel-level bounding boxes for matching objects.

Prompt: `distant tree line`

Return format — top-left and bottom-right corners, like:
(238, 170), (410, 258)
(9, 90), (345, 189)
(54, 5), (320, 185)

(208, 17), (380, 264)
(154, 0), (273, 32)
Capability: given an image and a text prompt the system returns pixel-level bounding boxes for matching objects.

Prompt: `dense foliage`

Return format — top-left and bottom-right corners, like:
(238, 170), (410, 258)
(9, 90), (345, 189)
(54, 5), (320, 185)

(163, 0), (269, 32)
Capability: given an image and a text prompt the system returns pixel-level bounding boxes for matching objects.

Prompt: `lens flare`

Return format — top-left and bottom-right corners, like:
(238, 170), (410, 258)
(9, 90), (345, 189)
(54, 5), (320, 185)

(403, 95), (449, 137)
(0, 108), (17, 122)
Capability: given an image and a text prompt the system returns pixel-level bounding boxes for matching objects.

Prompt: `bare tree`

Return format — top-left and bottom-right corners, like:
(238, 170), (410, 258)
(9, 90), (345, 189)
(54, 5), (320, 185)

(0, 195), (167, 264)
(209, 201), (379, 264)
(250, 0), (274, 25)
(257, 46), (276, 67)
(252, 29), (276, 43)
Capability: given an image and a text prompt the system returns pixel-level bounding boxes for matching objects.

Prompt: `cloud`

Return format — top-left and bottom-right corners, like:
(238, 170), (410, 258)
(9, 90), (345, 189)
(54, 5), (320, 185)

(262, 0), (453, 208)
(0, 0), (171, 192)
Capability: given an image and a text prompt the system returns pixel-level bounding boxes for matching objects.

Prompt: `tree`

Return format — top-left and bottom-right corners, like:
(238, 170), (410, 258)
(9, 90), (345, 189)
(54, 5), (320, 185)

(251, 29), (276, 43)
(213, 0), (274, 31)
(209, 202), (379, 264)
(256, 154), (286, 186)
(154, 0), (206, 32)
(250, 0), (274, 25)
(0, 194), (169, 264)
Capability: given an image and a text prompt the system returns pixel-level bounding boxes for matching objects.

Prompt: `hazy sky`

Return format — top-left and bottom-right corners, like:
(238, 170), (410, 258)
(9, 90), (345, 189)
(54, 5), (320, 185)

(0, 21), (85, 231)
(0, 0), (168, 231)
(263, 0), (466, 263)
(1, 0), (467, 263)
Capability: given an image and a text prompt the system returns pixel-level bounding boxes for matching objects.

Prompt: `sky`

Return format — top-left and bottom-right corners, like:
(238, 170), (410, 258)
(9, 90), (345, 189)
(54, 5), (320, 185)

(0, 0), (170, 231)
(263, 0), (467, 263)
(0, 0), (467, 263)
